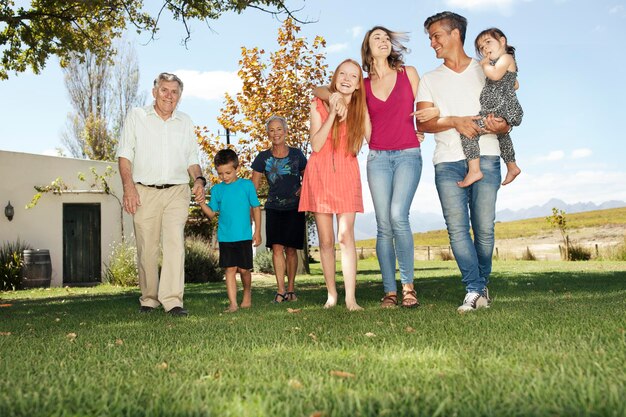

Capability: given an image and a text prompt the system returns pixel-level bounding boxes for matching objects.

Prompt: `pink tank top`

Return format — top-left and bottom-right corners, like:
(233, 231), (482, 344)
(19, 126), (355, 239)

(365, 68), (419, 150)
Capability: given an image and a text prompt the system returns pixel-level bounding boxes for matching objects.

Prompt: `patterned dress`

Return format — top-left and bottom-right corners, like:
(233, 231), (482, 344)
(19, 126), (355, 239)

(298, 98), (363, 214)
(461, 58), (524, 163)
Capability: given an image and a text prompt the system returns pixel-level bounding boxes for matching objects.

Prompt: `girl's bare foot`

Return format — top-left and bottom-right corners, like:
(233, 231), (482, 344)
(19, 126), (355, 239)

(457, 170), (484, 188)
(502, 165), (521, 185)
(346, 301), (364, 311)
(324, 293), (337, 309)
(224, 305), (239, 313)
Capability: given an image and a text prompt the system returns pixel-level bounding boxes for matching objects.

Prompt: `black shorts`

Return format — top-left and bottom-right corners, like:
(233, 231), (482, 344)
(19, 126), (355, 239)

(265, 208), (305, 250)
(219, 240), (253, 269)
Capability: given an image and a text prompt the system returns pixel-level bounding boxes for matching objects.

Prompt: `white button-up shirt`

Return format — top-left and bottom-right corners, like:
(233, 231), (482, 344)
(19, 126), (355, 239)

(116, 105), (200, 185)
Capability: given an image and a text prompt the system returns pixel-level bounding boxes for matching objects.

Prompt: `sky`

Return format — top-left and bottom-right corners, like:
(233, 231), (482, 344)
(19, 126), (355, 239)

(1, 0), (626, 220)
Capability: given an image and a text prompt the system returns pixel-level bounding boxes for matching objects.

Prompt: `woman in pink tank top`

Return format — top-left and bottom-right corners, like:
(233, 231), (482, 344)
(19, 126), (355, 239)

(361, 27), (438, 309)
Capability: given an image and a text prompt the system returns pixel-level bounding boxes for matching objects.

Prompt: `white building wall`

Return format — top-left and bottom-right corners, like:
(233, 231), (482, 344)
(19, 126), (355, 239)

(0, 151), (133, 287)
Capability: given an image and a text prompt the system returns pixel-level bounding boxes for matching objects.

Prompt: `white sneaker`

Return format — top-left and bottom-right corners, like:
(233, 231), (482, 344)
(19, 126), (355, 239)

(457, 292), (489, 313)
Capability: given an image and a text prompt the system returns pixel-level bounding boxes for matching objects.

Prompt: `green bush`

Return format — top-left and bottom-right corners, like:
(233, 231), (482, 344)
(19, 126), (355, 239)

(254, 248), (274, 274)
(185, 235), (223, 283)
(0, 239), (32, 290)
(103, 240), (138, 287)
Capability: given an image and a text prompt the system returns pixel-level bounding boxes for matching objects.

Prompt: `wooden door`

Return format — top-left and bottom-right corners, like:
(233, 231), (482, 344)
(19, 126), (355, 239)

(63, 203), (101, 284)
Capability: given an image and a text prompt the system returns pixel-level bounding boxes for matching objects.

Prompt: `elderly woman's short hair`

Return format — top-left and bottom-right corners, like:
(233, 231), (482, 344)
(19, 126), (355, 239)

(153, 72), (184, 92)
(265, 115), (288, 132)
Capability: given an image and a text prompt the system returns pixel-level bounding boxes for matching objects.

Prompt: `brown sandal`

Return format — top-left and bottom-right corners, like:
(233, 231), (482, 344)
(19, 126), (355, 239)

(380, 294), (398, 308)
(401, 290), (420, 308)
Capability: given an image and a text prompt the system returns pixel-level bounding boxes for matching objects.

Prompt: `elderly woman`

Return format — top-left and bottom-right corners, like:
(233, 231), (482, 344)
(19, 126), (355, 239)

(252, 116), (308, 302)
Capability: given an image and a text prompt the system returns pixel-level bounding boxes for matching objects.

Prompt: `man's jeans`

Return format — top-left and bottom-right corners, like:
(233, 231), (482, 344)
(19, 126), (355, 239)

(367, 147), (422, 293)
(435, 156), (500, 294)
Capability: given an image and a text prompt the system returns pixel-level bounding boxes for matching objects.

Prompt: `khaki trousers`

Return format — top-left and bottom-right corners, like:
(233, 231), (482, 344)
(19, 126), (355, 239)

(133, 184), (190, 311)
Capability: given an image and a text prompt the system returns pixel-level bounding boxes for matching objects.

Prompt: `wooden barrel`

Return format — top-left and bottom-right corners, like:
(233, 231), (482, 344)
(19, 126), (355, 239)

(22, 249), (52, 288)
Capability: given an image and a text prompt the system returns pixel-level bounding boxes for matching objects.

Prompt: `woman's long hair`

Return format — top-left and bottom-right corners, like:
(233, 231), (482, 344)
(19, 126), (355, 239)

(327, 59), (367, 156)
(360, 26), (410, 77)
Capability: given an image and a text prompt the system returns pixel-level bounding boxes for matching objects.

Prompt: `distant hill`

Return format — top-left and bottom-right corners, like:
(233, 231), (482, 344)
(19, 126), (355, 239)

(496, 198), (626, 222)
(353, 199), (626, 241)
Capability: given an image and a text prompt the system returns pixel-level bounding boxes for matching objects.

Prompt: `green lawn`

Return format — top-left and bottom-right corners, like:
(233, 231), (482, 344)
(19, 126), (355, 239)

(1, 259), (625, 417)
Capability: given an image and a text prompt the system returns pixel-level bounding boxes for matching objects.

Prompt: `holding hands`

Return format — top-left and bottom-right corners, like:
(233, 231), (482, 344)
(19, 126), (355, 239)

(329, 92), (347, 121)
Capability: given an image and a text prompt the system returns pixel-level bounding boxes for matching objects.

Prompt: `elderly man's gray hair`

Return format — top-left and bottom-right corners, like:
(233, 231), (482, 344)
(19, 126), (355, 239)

(153, 72), (184, 92)
(265, 115), (288, 132)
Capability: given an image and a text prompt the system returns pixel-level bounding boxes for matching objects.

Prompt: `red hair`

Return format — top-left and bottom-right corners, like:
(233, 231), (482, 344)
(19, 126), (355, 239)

(328, 59), (367, 156)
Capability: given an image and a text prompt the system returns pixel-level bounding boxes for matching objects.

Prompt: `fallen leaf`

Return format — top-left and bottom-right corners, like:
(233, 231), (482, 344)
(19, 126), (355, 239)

(0, 303), (12, 308)
(364, 332), (376, 338)
(55, 318), (61, 322)
(405, 326), (416, 333)
(309, 412), (325, 417)
(308, 332), (317, 342)
(288, 379), (303, 389)
(115, 339), (124, 346)
(330, 370), (355, 378)
(287, 308), (301, 314)
(66, 332), (77, 342)
(156, 362), (168, 370)
(213, 370), (221, 380)
(0, 332), (11, 336)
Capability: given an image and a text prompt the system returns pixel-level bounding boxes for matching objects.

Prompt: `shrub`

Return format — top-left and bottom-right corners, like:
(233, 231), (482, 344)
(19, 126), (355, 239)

(0, 239), (32, 290)
(521, 246), (537, 261)
(438, 248), (454, 261)
(103, 240), (138, 287)
(254, 249), (274, 274)
(568, 244), (592, 261)
(598, 237), (626, 261)
(185, 235), (223, 283)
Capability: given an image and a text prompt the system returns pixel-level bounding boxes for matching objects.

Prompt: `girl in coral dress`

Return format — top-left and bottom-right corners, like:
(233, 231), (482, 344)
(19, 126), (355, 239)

(299, 59), (371, 311)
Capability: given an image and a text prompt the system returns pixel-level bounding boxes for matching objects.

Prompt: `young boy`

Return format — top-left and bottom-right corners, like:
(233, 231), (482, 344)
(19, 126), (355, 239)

(201, 149), (262, 312)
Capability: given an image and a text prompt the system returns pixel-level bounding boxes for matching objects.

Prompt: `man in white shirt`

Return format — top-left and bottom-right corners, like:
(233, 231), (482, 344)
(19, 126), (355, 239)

(416, 12), (510, 313)
(117, 72), (206, 316)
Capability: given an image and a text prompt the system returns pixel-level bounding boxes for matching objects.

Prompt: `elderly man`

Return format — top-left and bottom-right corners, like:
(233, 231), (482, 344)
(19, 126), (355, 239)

(416, 12), (510, 313)
(117, 72), (206, 316)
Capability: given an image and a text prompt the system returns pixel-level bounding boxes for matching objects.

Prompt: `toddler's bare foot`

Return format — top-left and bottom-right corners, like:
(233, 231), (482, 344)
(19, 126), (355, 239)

(502, 165), (521, 185)
(457, 170), (484, 188)
(324, 293), (337, 309)
(346, 301), (364, 311)
(224, 305), (239, 313)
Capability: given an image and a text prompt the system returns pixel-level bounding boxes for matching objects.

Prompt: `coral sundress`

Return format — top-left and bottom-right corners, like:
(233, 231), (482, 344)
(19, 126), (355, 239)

(298, 98), (363, 214)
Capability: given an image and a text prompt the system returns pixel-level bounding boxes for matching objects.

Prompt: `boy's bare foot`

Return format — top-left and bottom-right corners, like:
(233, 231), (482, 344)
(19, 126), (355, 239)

(240, 302), (251, 309)
(346, 301), (364, 311)
(324, 293), (337, 309)
(457, 170), (484, 188)
(502, 165), (521, 185)
(241, 293), (252, 308)
(224, 305), (239, 313)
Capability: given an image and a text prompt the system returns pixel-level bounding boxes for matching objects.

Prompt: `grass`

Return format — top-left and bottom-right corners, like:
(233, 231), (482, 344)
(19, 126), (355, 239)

(357, 206), (626, 248)
(1, 259), (626, 417)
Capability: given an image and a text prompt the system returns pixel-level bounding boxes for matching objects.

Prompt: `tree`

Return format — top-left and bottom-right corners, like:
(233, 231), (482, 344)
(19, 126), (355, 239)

(0, 0), (308, 80)
(61, 40), (144, 161)
(196, 18), (328, 273)
(197, 18), (327, 184)
(546, 207), (570, 260)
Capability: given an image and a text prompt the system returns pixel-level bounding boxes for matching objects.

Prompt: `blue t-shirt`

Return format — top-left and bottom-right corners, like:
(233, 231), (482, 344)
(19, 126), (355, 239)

(208, 178), (260, 242)
(251, 147), (307, 210)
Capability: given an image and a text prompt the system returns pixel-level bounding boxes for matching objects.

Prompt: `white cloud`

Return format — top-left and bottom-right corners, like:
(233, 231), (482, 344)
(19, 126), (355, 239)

(173, 70), (242, 101)
(497, 170), (626, 210)
(571, 148), (592, 159)
(534, 150), (565, 163)
(326, 43), (349, 53)
(350, 26), (364, 39)
(609, 5), (624, 14)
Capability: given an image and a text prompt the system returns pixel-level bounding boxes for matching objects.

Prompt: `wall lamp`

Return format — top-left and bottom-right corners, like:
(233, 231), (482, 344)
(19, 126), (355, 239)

(5, 201), (14, 221)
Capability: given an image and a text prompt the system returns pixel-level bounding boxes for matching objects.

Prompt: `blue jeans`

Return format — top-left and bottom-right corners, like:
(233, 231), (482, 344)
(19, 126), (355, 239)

(367, 147), (422, 293)
(435, 156), (501, 294)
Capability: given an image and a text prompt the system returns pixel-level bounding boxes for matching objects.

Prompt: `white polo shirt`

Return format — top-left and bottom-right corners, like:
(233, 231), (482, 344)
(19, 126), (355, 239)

(417, 59), (500, 165)
(116, 105), (199, 185)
